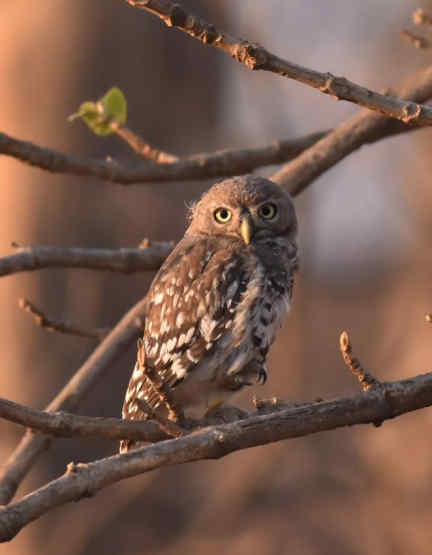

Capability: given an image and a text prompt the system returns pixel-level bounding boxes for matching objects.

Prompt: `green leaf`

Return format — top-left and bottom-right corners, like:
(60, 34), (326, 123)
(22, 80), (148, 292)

(68, 87), (127, 136)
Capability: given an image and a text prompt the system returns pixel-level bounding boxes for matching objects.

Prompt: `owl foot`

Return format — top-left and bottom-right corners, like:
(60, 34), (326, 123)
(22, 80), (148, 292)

(204, 404), (248, 424)
(136, 398), (185, 438)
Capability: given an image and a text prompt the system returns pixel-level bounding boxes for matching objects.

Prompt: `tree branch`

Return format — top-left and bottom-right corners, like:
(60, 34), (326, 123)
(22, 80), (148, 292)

(271, 67), (432, 193)
(1, 369), (432, 541)
(0, 396), (168, 443)
(0, 296), (148, 505)
(2, 67), (429, 194)
(18, 298), (108, 341)
(0, 244), (174, 277)
(0, 129), (326, 185)
(126, 0), (432, 126)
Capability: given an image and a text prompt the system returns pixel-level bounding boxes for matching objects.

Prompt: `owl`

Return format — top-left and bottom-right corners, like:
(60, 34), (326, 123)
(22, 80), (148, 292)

(120, 175), (298, 452)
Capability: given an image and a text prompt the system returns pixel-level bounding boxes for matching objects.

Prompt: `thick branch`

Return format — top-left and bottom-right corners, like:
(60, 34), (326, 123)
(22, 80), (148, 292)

(271, 67), (432, 193)
(1, 370), (432, 541)
(0, 244), (174, 277)
(0, 129), (326, 185)
(0, 296), (148, 505)
(126, 0), (432, 125)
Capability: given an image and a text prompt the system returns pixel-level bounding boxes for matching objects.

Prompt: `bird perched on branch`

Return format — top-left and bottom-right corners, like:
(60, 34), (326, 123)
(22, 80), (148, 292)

(120, 175), (298, 452)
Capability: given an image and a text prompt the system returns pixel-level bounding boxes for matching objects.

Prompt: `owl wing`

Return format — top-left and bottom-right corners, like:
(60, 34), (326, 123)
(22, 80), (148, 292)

(122, 235), (249, 422)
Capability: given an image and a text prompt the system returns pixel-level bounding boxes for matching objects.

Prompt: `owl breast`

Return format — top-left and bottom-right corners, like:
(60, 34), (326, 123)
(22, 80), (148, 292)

(170, 254), (291, 413)
(227, 240), (293, 377)
(174, 237), (294, 412)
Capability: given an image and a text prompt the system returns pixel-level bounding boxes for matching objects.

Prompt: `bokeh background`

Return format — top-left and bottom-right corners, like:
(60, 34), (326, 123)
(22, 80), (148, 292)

(1, 1), (432, 553)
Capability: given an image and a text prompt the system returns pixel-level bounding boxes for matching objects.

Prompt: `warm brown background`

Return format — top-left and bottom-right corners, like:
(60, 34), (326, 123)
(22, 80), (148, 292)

(1, 1), (432, 554)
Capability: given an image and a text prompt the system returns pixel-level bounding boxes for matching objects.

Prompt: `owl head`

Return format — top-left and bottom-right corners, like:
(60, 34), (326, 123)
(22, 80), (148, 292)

(186, 175), (297, 246)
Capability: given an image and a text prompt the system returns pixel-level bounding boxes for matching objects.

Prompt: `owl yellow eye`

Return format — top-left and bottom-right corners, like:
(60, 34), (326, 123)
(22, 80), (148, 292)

(214, 207), (232, 223)
(258, 203), (277, 220)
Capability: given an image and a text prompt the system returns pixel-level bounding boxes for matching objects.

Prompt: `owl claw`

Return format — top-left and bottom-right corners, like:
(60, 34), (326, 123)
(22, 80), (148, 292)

(257, 367), (268, 385)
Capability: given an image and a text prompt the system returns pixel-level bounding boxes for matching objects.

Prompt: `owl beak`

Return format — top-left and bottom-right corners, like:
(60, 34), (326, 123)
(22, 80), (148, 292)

(240, 215), (253, 245)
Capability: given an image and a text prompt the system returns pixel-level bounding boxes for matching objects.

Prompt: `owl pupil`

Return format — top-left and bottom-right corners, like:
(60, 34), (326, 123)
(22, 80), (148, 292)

(214, 207), (231, 223)
(259, 203), (277, 219)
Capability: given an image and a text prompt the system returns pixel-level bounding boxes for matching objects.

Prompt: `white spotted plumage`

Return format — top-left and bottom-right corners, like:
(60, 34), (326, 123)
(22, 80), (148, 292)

(120, 175), (298, 453)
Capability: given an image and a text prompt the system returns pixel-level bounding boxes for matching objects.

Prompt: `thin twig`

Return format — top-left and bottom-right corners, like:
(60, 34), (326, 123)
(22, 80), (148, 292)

(127, 0), (432, 126)
(2, 369), (432, 541)
(401, 29), (429, 50)
(0, 129), (327, 185)
(339, 331), (380, 392)
(111, 123), (179, 163)
(19, 299), (108, 341)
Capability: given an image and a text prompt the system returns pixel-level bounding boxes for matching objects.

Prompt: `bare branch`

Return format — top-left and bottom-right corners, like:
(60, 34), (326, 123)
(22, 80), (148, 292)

(18, 298), (108, 341)
(0, 243), (174, 277)
(127, 0), (432, 126)
(2, 369), (432, 541)
(0, 296), (148, 505)
(111, 123), (179, 163)
(0, 396), (168, 443)
(0, 129), (327, 185)
(271, 67), (432, 193)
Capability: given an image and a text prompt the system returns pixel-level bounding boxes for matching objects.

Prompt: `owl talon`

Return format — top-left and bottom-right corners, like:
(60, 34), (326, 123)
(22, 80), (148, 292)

(257, 367), (268, 385)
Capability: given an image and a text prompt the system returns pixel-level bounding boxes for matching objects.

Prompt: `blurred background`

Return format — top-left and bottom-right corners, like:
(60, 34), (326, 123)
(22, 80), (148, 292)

(1, 1), (432, 553)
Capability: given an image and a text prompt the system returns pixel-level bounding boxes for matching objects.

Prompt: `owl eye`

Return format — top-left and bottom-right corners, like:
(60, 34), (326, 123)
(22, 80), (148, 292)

(214, 207), (232, 223)
(258, 203), (278, 220)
